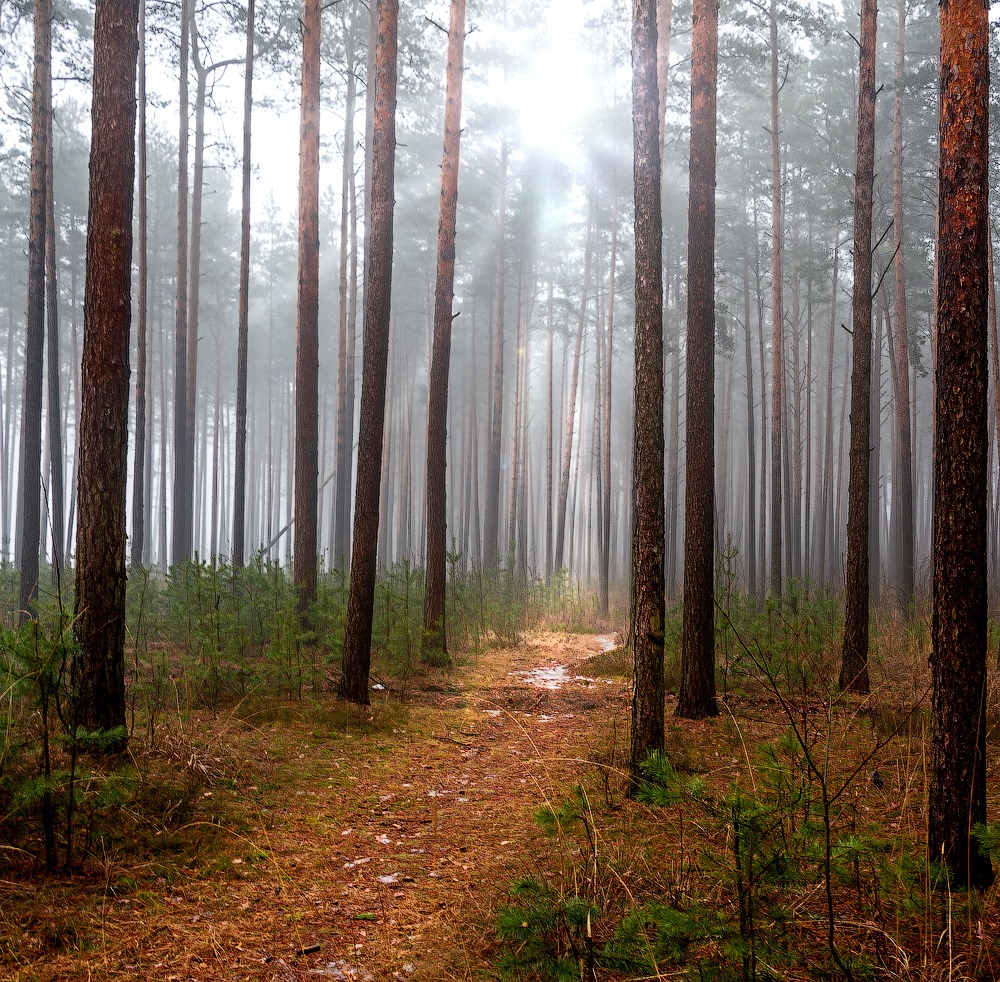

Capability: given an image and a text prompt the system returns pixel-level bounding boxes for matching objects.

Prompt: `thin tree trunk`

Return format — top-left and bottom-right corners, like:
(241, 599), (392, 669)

(545, 278), (554, 581)
(19, 0), (51, 619)
(171, 0), (190, 565)
(422, 0), (465, 660)
(870, 291), (882, 606)
(742, 228), (757, 595)
(554, 212), (593, 574)
(293, 0), (321, 613)
(891, 0), (914, 611)
(232, 0), (254, 568)
(130, 0), (147, 569)
(819, 231), (841, 587)
(44, 54), (64, 578)
(334, 12), (358, 571)
(483, 139), (508, 572)
(768, 0), (784, 599)
(600, 196), (617, 615)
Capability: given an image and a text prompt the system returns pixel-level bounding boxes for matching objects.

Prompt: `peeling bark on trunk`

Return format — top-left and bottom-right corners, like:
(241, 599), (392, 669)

(929, 0), (993, 891)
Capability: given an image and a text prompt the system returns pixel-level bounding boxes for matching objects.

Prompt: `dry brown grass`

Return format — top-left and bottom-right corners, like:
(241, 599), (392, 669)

(3, 623), (1000, 981)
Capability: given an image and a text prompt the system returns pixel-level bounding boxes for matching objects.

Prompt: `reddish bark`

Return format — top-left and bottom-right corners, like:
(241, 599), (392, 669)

(423, 0), (466, 664)
(677, 0), (718, 720)
(629, 0), (665, 788)
(293, 0), (321, 613)
(73, 0), (139, 746)
(339, 0), (398, 705)
(929, 0), (993, 891)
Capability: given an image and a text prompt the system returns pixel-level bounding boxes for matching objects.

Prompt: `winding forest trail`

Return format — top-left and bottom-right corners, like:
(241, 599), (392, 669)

(16, 632), (629, 981)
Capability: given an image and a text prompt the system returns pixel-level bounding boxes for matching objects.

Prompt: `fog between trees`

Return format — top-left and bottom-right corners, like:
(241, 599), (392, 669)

(2, 0), (962, 597)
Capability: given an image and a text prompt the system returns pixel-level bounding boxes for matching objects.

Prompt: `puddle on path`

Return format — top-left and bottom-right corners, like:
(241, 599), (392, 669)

(517, 665), (572, 690)
(509, 637), (619, 691)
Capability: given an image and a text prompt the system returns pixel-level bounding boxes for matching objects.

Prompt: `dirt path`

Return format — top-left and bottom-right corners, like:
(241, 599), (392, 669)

(12, 632), (627, 982)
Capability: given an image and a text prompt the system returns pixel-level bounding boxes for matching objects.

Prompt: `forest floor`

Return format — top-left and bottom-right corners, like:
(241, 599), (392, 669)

(6, 626), (1000, 981)
(4, 632), (636, 981)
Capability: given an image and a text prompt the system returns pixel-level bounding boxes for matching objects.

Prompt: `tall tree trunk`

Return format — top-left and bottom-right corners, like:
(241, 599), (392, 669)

(870, 291), (882, 606)
(789, 237), (803, 581)
(171, 0), (190, 566)
(891, 0), (913, 611)
(545, 279), (554, 582)
(840, 0), (876, 695)
(73, 0), (139, 749)
(768, 0), (784, 599)
(44, 55), (64, 578)
(600, 197), (617, 616)
(293, 0), (321, 614)
(507, 262), (526, 567)
(130, 0), (147, 568)
(334, 12), (358, 572)
(629, 0), (665, 788)
(677, 0), (717, 720)
(554, 213), (593, 574)
(422, 0), (465, 664)
(233, 0), (255, 568)
(19, 0), (51, 619)
(818, 231), (841, 587)
(657, 0), (677, 599)
(483, 140), (508, 572)
(929, 0), (993, 891)
(742, 226), (757, 596)
(339, 0), (398, 705)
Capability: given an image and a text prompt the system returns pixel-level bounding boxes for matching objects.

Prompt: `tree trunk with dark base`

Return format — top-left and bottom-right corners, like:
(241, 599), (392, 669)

(677, 0), (717, 720)
(73, 0), (139, 749)
(929, 0), (993, 891)
(339, 0), (398, 705)
(293, 0), (321, 614)
(629, 0), (665, 789)
(840, 0), (876, 696)
(422, 0), (466, 666)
